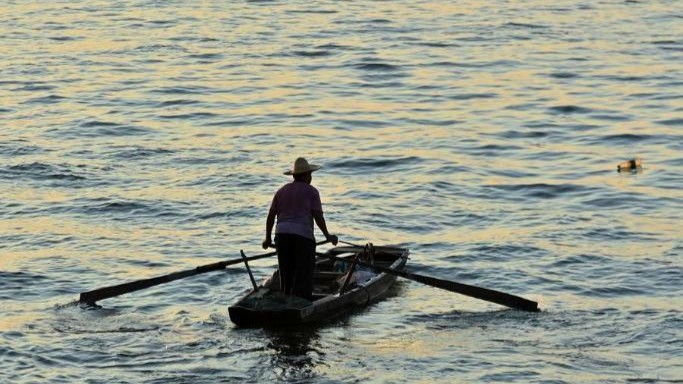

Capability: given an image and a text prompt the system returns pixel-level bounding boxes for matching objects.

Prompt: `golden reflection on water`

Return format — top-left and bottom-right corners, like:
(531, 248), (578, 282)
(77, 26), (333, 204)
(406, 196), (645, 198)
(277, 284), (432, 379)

(0, 313), (41, 332)
(361, 330), (459, 359)
(0, 215), (208, 270)
(0, 2), (680, 383)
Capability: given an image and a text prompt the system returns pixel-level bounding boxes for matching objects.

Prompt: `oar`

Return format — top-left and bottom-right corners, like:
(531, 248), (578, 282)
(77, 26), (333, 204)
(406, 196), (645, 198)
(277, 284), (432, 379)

(315, 250), (540, 312)
(78, 250), (277, 306)
(79, 239), (331, 306)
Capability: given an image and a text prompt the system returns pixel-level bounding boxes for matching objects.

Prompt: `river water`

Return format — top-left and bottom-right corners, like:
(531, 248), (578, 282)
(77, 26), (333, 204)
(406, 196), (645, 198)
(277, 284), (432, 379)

(1, 1), (682, 383)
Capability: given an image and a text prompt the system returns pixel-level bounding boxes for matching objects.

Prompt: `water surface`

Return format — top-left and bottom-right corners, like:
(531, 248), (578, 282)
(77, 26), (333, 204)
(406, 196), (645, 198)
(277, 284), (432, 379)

(1, 0), (682, 383)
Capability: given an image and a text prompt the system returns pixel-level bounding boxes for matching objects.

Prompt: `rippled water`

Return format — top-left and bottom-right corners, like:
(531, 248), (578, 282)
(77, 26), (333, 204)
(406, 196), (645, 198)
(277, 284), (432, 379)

(1, 0), (682, 383)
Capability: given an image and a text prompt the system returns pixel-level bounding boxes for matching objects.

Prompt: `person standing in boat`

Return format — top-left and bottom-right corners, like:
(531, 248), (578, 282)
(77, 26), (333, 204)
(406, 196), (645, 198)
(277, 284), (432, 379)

(262, 157), (338, 300)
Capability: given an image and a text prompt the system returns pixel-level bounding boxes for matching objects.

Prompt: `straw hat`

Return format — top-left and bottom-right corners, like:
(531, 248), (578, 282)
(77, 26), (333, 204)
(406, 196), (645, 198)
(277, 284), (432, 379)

(284, 157), (321, 175)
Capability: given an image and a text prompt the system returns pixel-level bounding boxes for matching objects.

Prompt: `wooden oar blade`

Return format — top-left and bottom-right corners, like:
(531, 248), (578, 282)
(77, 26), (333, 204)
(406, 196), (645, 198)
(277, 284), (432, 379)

(79, 268), (201, 305)
(396, 269), (539, 312)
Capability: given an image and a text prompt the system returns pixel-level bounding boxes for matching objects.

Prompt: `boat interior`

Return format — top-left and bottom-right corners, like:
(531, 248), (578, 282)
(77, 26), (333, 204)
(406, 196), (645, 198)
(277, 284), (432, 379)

(261, 245), (407, 301)
(315, 246), (404, 298)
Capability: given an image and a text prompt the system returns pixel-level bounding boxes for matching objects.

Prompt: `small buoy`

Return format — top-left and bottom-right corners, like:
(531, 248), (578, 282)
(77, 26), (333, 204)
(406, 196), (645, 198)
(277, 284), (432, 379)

(617, 157), (642, 172)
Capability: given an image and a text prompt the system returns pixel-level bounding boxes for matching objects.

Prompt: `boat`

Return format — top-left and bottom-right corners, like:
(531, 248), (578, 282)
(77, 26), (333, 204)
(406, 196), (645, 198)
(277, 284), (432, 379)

(228, 244), (409, 327)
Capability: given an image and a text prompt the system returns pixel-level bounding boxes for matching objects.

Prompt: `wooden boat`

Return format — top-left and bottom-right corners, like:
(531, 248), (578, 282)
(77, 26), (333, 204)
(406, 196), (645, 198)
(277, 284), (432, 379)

(228, 244), (409, 327)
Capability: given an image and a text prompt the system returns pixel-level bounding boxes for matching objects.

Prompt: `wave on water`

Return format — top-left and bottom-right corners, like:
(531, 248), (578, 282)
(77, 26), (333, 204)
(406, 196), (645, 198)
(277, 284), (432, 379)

(444, 59), (520, 69)
(24, 94), (68, 105)
(108, 146), (175, 160)
(328, 156), (423, 174)
(422, 308), (537, 325)
(149, 86), (215, 95)
(656, 118), (683, 127)
(497, 129), (552, 140)
(158, 112), (219, 120)
(286, 8), (337, 14)
(548, 105), (593, 114)
(456, 243), (551, 263)
(48, 121), (155, 138)
(503, 22), (549, 30)
(0, 142), (47, 156)
(447, 92), (498, 100)
(1, 162), (89, 183)
(482, 183), (595, 200)
(156, 99), (200, 107)
(82, 198), (190, 219)
(11, 83), (56, 92)
(50, 306), (160, 334)
(542, 253), (683, 298)
(5, 196), (192, 223)
(353, 62), (402, 72)
(461, 143), (524, 156)
(53, 324), (160, 334)
(578, 193), (655, 210)
(575, 227), (660, 243)
(0, 271), (50, 289)
(289, 50), (334, 58)
(548, 72), (580, 79)
(577, 133), (664, 145)
(185, 53), (224, 61)
(0, 271), (69, 301)
(0, 232), (77, 253)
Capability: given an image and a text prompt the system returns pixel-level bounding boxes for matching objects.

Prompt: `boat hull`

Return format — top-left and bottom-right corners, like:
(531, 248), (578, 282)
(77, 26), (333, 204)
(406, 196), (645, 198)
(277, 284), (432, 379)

(228, 245), (408, 327)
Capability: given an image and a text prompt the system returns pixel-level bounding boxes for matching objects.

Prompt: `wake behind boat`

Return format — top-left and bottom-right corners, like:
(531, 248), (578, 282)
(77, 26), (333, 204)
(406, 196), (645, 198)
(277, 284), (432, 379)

(228, 244), (409, 327)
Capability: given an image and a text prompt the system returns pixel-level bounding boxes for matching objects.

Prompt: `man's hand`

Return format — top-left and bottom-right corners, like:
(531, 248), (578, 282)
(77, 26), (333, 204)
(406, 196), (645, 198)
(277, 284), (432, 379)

(262, 238), (273, 250)
(326, 234), (338, 246)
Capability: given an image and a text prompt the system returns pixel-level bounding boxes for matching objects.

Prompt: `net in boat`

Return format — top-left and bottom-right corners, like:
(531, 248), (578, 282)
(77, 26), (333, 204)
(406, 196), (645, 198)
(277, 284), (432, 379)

(240, 290), (312, 310)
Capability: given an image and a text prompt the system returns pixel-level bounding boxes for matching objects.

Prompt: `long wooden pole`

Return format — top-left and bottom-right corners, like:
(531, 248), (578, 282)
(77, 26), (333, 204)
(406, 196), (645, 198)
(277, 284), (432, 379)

(79, 251), (278, 305)
(316, 251), (539, 312)
(79, 240), (330, 306)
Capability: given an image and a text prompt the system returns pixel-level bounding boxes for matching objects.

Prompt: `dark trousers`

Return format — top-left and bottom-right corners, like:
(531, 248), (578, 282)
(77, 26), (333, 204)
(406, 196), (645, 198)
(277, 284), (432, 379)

(275, 234), (316, 300)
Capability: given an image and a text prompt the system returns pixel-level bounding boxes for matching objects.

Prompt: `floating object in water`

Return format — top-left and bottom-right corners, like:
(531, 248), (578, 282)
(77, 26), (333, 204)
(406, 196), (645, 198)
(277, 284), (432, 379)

(617, 157), (642, 172)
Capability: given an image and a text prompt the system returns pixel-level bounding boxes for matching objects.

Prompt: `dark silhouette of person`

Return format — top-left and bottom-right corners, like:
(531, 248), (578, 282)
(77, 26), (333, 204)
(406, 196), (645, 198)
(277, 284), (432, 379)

(262, 157), (338, 300)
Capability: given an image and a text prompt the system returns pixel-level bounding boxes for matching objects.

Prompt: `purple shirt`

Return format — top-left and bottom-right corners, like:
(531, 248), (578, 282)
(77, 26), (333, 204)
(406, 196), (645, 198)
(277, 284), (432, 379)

(270, 181), (323, 240)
